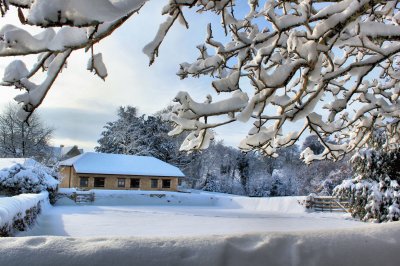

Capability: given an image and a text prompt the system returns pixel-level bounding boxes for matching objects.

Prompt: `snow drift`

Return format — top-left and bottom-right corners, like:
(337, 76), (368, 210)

(0, 191), (48, 235)
(0, 221), (399, 266)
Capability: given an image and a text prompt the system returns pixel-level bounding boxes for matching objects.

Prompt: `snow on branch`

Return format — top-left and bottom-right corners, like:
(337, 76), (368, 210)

(1, 0), (400, 162)
(149, 0), (400, 161)
(4, 0), (148, 27)
(0, 0), (146, 120)
(87, 52), (108, 80)
(13, 49), (72, 121)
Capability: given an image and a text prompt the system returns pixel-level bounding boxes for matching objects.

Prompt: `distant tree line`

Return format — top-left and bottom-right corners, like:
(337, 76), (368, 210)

(96, 106), (352, 197)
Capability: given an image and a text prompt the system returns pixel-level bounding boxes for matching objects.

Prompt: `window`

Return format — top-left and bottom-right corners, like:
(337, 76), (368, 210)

(162, 179), (171, 188)
(80, 177), (88, 187)
(130, 178), (140, 188)
(117, 178), (126, 188)
(151, 179), (158, 188)
(94, 177), (105, 188)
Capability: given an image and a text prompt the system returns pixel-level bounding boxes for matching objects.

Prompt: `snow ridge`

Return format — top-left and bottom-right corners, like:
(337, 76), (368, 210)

(0, 221), (399, 266)
(0, 191), (48, 230)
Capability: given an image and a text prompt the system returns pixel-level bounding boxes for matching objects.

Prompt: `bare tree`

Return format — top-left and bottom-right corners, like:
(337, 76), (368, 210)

(0, 1), (399, 162)
(0, 104), (53, 161)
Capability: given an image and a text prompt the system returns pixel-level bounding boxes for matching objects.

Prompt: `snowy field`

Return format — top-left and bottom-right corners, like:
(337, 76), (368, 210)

(18, 205), (365, 237)
(1, 190), (399, 266)
(17, 189), (367, 237)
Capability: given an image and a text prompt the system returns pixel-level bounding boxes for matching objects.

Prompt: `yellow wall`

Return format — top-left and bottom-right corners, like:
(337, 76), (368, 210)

(59, 166), (75, 188)
(59, 166), (180, 191)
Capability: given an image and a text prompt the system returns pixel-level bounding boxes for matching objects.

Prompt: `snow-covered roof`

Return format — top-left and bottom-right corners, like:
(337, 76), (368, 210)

(59, 152), (185, 177)
(0, 158), (37, 170)
(51, 146), (83, 158)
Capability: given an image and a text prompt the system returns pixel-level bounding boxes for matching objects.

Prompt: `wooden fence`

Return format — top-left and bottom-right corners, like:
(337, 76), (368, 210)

(71, 192), (95, 203)
(305, 196), (350, 213)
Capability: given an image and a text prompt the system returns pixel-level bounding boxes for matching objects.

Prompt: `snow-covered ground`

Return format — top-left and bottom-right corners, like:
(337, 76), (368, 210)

(18, 205), (365, 237)
(2, 189), (398, 266)
(18, 189), (365, 237)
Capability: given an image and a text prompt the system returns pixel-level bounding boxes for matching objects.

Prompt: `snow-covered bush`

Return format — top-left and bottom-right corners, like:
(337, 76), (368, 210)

(0, 191), (48, 237)
(334, 141), (400, 222)
(334, 177), (400, 222)
(0, 162), (58, 203)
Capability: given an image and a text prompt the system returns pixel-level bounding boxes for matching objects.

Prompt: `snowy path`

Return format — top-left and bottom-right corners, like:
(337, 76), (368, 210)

(19, 205), (366, 237)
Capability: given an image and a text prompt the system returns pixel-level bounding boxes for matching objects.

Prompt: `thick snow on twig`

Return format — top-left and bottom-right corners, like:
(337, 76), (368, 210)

(23, 0), (147, 27)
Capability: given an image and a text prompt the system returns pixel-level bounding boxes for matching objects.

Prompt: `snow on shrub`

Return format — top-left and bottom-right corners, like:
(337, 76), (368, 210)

(334, 177), (400, 222)
(0, 160), (58, 203)
(0, 191), (48, 236)
(334, 137), (400, 222)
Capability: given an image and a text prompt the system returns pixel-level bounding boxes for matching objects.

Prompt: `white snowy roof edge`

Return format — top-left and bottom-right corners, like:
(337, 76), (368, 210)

(59, 152), (185, 177)
(59, 153), (84, 166)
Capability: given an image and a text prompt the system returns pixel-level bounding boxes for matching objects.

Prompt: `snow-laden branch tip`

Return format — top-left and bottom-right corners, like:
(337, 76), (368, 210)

(87, 53), (108, 80)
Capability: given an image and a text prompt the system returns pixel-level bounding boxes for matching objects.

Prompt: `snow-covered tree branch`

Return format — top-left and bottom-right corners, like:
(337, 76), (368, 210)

(157, 0), (400, 161)
(1, 0), (399, 162)
(0, 0), (147, 120)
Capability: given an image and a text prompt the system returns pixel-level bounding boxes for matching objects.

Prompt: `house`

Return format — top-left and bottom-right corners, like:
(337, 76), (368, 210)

(58, 152), (185, 191)
(51, 145), (83, 161)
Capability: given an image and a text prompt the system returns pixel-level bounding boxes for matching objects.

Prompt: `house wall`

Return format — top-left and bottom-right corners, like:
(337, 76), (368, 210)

(59, 166), (76, 188)
(59, 167), (179, 191)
